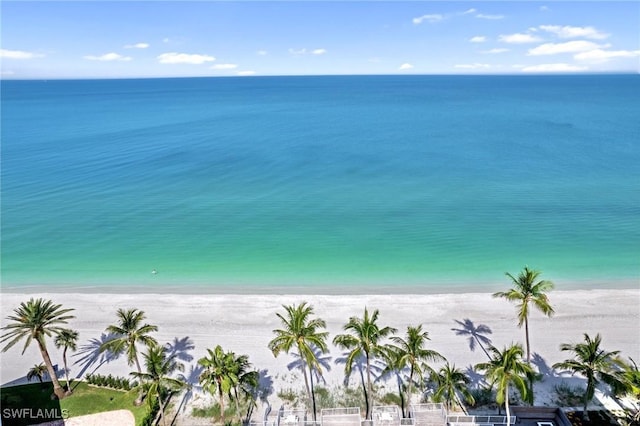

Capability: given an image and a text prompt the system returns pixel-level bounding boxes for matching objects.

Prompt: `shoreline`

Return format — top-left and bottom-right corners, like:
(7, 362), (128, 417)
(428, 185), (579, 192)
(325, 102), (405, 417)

(1, 276), (638, 295)
(1, 288), (638, 418)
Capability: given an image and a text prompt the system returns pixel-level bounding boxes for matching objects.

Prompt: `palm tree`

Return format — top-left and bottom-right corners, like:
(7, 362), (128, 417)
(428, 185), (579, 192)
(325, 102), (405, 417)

(230, 354), (260, 424)
(100, 308), (158, 374)
(391, 325), (444, 411)
(54, 328), (79, 393)
(27, 363), (48, 383)
(198, 345), (237, 424)
(380, 346), (408, 417)
(552, 333), (622, 421)
(333, 307), (397, 420)
(475, 344), (533, 426)
(493, 266), (554, 363)
(131, 345), (185, 426)
(613, 358), (640, 424)
(268, 302), (328, 421)
(1, 298), (75, 399)
(431, 362), (475, 412)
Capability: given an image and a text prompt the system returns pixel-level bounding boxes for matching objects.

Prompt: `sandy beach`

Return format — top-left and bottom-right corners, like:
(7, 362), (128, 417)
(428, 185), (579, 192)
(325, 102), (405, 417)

(1, 289), (639, 418)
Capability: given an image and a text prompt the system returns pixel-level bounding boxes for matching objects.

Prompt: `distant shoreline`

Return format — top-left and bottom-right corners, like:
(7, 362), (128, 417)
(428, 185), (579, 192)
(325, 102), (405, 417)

(1, 276), (638, 295)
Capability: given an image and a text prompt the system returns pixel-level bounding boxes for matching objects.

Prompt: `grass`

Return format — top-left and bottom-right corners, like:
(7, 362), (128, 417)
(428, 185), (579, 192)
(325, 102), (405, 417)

(0, 381), (149, 426)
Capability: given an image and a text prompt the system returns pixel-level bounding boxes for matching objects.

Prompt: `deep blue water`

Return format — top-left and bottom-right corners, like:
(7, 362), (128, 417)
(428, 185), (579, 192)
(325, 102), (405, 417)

(2, 75), (639, 291)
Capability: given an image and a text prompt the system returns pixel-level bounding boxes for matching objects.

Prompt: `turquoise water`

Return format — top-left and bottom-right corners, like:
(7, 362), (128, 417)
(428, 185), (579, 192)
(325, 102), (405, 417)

(2, 75), (639, 292)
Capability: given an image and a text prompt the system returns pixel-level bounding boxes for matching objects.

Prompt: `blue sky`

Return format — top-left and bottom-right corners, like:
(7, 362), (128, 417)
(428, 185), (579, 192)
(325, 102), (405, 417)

(1, 1), (639, 79)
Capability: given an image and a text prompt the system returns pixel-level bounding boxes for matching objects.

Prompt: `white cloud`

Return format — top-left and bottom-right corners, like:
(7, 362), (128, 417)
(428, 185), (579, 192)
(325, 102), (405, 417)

(528, 40), (607, 56)
(476, 14), (504, 20)
(521, 63), (588, 72)
(124, 43), (149, 49)
(257, 50), (268, 56)
(2, 70), (16, 76)
(499, 33), (542, 44)
(462, 8), (477, 15)
(470, 36), (486, 43)
(289, 48), (327, 56)
(413, 14), (444, 24)
(482, 48), (509, 54)
(211, 63), (238, 70)
(574, 49), (640, 63)
(540, 6), (550, 12)
(237, 71), (256, 76)
(398, 63), (414, 70)
(538, 25), (609, 40)
(84, 52), (132, 62)
(0, 48), (44, 59)
(157, 52), (215, 64)
(454, 63), (491, 69)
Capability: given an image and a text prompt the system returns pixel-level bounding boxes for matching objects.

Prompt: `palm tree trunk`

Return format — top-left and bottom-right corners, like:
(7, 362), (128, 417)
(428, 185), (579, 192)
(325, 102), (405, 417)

(157, 389), (168, 426)
(359, 366), (370, 422)
(234, 387), (240, 421)
(407, 366), (414, 410)
(37, 338), (66, 399)
(63, 348), (71, 393)
(396, 373), (405, 418)
(505, 386), (511, 426)
(524, 317), (531, 364)
(583, 378), (594, 421)
(219, 384), (226, 424)
(310, 368), (319, 422)
(366, 355), (373, 420)
(298, 347), (313, 415)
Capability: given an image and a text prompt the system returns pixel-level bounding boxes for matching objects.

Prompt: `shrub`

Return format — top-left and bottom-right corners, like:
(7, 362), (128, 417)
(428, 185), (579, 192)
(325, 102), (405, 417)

(553, 382), (585, 407)
(85, 373), (135, 391)
(469, 387), (496, 409)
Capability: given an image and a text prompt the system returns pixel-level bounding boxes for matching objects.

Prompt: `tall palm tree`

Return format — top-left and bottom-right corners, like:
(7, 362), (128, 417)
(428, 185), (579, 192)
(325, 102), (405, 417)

(198, 345), (237, 424)
(100, 308), (158, 374)
(27, 363), (48, 383)
(131, 345), (185, 426)
(268, 302), (328, 421)
(552, 333), (622, 421)
(475, 344), (533, 426)
(391, 325), (445, 411)
(493, 266), (554, 363)
(54, 328), (79, 393)
(380, 346), (408, 417)
(431, 362), (475, 412)
(333, 307), (397, 420)
(1, 298), (75, 399)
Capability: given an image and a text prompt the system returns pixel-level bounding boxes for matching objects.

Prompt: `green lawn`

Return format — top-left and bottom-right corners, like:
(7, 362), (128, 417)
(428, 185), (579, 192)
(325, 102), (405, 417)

(0, 381), (149, 426)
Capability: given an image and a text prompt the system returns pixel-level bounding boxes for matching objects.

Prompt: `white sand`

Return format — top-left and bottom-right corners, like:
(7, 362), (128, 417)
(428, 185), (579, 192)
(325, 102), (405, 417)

(2, 289), (639, 418)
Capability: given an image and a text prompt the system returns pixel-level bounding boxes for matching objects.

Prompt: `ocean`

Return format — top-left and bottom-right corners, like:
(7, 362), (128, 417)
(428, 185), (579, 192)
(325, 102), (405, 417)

(1, 75), (638, 293)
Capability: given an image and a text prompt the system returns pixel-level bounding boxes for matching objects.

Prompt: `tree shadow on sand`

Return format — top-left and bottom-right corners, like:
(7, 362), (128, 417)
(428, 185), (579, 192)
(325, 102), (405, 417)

(165, 336), (195, 364)
(335, 351), (385, 388)
(171, 362), (203, 424)
(531, 352), (556, 378)
(72, 332), (121, 384)
(452, 318), (493, 359)
(465, 364), (487, 388)
(286, 346), (333, 386)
